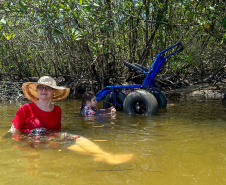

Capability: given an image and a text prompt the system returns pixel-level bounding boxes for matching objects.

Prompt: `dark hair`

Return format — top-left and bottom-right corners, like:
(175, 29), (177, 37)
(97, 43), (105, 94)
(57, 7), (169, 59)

(80, 91), (96, 114)
(82, 91), (95, 102)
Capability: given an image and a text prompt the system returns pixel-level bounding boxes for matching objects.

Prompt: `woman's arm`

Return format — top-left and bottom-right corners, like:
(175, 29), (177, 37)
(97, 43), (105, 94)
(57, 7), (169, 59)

(10, 104), (27, 131)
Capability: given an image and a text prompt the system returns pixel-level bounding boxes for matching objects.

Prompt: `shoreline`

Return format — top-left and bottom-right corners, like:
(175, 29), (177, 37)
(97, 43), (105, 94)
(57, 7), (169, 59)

(0, 79), (225, 103)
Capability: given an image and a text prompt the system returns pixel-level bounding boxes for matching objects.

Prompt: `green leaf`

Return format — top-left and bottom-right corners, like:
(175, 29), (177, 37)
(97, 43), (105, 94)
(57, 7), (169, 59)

(222, 18), (226, 29)
(93, 3), (99, 7)
(72, 35), (77, 40)
(25, 23), (30, 28)
(102, 20), (108, 25)
(71, 28), (75, 34)
(10, 33), (15, 39)
(3, 33), (7, 38)
(84, 5), (91, 11)
(73, 12), (79, 19)
(6, 35), (11, 40)
(59, 4), (64, 9)
(0, 25), (5, 29)
(7, 2), (13, 9)
(103, 25), (111, 31)
(48, 13), (54, 20)
(209, 6), (215, 11)
(18, 0), (28, 11)
(53, 29), (63, 35)
(116, 40), (121, 45)
(76, 37), (82, 41)
(79, 0), (82, 5)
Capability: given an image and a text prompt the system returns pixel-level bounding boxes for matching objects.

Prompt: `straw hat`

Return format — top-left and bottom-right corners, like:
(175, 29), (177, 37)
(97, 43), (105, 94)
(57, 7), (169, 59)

(22, 76), (70, 102)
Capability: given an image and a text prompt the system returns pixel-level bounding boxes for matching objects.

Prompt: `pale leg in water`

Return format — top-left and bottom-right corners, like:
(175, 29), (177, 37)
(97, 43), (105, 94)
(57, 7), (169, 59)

(67, 137), (134, 164)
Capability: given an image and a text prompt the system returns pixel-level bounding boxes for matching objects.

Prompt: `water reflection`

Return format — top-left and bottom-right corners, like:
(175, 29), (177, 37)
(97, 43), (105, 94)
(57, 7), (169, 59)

(0, 98), (226, 185)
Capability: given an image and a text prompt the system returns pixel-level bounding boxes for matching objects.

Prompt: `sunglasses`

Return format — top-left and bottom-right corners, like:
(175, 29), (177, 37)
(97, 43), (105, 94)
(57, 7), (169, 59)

(37, 85), (53, 91)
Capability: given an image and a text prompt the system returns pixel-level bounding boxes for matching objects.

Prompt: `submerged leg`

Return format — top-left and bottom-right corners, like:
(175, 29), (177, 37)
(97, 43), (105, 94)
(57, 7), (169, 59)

(67, 137), (134, 164)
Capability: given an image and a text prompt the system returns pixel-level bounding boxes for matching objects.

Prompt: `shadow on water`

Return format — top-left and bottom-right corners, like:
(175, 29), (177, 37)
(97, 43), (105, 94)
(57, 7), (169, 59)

(0, 97), (226, 185)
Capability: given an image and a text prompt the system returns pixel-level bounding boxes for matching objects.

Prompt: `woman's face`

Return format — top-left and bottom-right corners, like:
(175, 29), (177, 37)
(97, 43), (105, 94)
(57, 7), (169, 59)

(36, 85), (55, 100)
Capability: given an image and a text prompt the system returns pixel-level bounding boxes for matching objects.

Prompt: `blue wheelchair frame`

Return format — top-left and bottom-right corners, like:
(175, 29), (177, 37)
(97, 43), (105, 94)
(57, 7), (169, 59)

(96, 42), (183, 107)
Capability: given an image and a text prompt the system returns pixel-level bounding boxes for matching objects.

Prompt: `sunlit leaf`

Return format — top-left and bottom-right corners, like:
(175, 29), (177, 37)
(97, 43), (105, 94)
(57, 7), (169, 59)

(76, 37), (82, 41)
(0, 18), (6, 25)
(59, 4), (64, 8)
(79, 0), (82, 5)
(7, 2), (13, 8)
(209, 6), (215, 11)
(102, 20), (108, 25)
(0, 25), (5, 29)
(71, 28), (75, 34)
(93, 3), (99, 7)
(10, 33), (15, 39)
(72, 35), (76, 40)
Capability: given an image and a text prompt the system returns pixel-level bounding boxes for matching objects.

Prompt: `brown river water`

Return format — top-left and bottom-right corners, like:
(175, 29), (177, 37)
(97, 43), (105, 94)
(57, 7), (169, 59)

(0, 97), (226, 185)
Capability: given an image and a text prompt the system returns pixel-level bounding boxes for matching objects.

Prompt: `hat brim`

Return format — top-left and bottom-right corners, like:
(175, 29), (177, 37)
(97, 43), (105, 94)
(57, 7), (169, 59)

(22, 82), (70, 102)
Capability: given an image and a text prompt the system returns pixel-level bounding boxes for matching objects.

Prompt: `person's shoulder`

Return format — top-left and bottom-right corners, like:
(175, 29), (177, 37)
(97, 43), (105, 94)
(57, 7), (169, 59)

(54, 104), (61, 108)
(15, 102), (33, 114)
(54, 105), (62, 111)
(20, 102), (33, 109)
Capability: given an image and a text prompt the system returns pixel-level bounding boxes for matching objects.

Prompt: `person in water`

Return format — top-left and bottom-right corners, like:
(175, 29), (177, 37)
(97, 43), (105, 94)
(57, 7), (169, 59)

(9, 76), (133, 164)
(81, 91), (116, 115)
(121, 82), (132, 95)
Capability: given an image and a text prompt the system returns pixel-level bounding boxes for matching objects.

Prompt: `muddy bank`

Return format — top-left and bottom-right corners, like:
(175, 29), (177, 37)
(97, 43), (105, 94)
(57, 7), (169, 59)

(0, 77), (226, 103)
(0, 81), (25, 102)
(165, 83), (226, 100)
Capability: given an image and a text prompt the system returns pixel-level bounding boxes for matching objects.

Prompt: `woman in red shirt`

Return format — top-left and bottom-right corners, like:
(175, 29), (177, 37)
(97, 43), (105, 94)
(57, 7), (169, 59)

(9, 76), (134, 164)
(9, 76), (69, 133)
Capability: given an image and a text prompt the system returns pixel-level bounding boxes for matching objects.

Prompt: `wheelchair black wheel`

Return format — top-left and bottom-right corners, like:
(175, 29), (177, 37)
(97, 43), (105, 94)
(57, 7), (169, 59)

(156, 92), (167, 109)
(123, 90), (158, 115)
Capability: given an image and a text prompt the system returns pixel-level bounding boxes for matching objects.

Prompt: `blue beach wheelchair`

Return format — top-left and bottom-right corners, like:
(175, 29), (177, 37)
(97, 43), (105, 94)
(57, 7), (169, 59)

(96, 42), (184, 115)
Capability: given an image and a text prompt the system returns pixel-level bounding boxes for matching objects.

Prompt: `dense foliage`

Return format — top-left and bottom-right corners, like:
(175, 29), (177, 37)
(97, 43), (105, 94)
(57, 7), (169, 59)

(0, 0), (225, 91)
